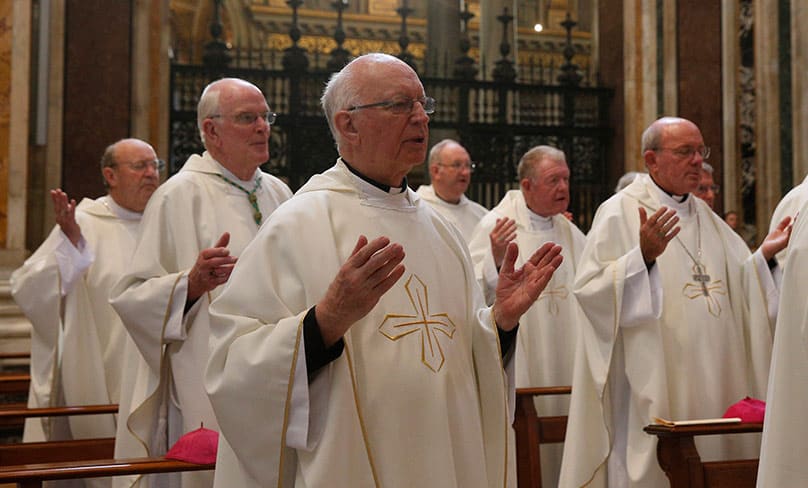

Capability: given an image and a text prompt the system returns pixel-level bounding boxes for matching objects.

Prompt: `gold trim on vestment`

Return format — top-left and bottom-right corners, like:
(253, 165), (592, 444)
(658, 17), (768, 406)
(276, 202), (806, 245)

(344, 343), (381, 487)
(277, 316), (305, 488)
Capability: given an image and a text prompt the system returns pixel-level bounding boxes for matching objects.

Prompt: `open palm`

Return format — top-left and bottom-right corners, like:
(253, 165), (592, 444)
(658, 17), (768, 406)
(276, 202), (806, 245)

(494, 242), (563, 331)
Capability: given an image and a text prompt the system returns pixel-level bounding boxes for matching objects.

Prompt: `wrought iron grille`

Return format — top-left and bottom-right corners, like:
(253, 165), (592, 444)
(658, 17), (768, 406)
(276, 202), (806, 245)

(169, 64), (612, 231)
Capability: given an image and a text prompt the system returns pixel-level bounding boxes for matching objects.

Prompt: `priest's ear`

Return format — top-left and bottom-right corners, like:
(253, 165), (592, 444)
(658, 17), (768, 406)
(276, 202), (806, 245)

(102, 165), (118, 189)
(334, 110), (359, 144)
(201, 117), (223, 150)
(643, 148), (659, 174)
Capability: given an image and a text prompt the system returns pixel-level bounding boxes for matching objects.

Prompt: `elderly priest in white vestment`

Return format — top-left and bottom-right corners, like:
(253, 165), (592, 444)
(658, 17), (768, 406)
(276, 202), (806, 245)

(11, 139), (160, 454)
(205, 52), (564, 488)
(757, 195), (808, 486)
(558, 116), (792, 488)
(415, 138), (488, 243)
(109, 78), (292, 488)
(468, 144), (587, 488)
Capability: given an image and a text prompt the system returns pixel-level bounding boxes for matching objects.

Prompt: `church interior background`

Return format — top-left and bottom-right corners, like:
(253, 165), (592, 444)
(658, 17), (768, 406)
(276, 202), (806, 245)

(1, 0), (807, 353)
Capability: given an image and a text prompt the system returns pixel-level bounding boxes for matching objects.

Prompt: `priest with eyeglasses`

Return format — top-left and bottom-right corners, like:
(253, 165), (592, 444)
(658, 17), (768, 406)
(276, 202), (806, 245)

(205, 53), (564, 488)
(559, 116), (792, 488)
(109, 78), (292, 488)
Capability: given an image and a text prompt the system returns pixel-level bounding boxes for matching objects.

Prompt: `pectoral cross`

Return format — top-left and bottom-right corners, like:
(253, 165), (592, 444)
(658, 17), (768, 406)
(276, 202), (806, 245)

(692, 263), (710, 297)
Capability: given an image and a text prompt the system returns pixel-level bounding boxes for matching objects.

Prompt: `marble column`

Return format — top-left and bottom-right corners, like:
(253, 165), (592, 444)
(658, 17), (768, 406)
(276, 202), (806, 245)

(621, 0), (659, 168)
(791, 0), (808, 183)
(721, 0), (740, 212)
(754, 0), (782, 233)
(131, 0), (171, 160)
(0, 0), (36, 355)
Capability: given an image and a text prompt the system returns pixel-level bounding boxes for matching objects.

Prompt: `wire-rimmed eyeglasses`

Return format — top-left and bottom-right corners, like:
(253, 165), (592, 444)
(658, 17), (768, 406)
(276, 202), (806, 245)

(347, 96), (436, 115)
(438, 161), (476, 172)
(653, 145), (711, 161)
(122, 159), (165, 173)
(208, 111), (277, 126)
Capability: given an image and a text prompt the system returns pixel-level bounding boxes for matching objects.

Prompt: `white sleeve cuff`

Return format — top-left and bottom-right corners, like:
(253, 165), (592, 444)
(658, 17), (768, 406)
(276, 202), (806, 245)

(55, 233), (93, 295)
(621, 246), (662, 327)
(286, 337), (331, 451)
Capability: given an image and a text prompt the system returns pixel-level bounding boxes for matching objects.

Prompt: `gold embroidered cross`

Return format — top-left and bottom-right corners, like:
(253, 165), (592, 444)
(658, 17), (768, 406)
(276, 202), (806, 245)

(683, 274), (727, 317)
(539, 285), (569, 315)
(379, 274), (456, 372)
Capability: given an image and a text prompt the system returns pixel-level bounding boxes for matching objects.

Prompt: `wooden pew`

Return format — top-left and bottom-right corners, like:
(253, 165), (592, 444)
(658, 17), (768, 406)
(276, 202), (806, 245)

(644, 422), (763, 488)
(513, 386), (572, 488)
(0, 456), (214, 488)
(0, 437), (115, 465)
(0, 404), (118, 420)
(0, 404), (118, 444)
(0, 403), (209, 488)
(0, 374), (30, 397)
(0, 353), (30, 361)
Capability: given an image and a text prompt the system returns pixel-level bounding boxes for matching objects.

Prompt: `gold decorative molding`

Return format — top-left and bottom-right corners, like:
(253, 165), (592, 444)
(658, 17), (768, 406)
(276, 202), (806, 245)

(266, 32), (424, 59)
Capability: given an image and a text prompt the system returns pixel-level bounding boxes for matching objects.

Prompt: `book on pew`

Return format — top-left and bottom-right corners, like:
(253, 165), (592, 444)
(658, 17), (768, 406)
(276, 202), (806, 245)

(652, 416), (742, 427)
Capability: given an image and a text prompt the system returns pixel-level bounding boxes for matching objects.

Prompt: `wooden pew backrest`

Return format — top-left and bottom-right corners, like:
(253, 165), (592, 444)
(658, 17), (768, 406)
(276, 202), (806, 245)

(0, 437), (115, 465)
(0, 456), (214, 488)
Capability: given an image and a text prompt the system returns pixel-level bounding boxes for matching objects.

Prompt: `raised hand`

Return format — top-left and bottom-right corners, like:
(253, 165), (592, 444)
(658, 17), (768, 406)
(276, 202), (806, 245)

(489, 217), (517, 269)
(760, 215), (794, 261)
(493, 241), (563, 331)
(639, 206), (679, 265)
(51, 189), (82, 247)
(187, 232), (238, 301)
(315, 235), (406, 347)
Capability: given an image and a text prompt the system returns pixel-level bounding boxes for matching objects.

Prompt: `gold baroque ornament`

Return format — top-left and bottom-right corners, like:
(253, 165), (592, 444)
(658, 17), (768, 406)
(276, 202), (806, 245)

(378, 274), (457, 373)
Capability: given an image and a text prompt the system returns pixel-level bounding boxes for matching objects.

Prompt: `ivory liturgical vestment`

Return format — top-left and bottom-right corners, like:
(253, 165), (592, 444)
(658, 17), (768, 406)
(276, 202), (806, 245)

(559, 174), (775, 488)
(12, 196), (139, 445)
(415, 184), (488, 243)
(468, 189), (586, 488)
(206, 160), (512, 488)
(769, 173), (808, 267)
(757, 195), (808, 487)
(109, 152), (291, 487)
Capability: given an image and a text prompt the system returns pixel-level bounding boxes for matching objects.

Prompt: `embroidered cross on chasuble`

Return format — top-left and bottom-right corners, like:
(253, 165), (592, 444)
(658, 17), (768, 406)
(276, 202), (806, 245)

(682, 263), (727, 317)
(379, 274), (457, 372)
(539, 284), (569, 315)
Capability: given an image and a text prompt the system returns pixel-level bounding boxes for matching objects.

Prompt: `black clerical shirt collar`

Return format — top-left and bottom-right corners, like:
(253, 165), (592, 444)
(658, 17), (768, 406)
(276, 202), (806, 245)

(649, 174), (689, 203)
(343, 158), (408, 194)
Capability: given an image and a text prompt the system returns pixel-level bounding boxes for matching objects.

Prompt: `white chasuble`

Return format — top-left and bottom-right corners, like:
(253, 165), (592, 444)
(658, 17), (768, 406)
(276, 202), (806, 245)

(559, 174), (773, 488)
(109, 152), (291, 488)
(206, 160), (511, 488)
(415, 184), (488, 243)
(11, 196), (139, 451)
(757, 196), (808, 486)
(468, 189), (587, 488)
(769, 173), (808, 266)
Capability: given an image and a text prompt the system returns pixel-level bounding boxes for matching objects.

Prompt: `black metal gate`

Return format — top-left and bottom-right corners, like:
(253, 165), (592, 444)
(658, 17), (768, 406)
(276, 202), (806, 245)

(169, 64), (612, 230)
